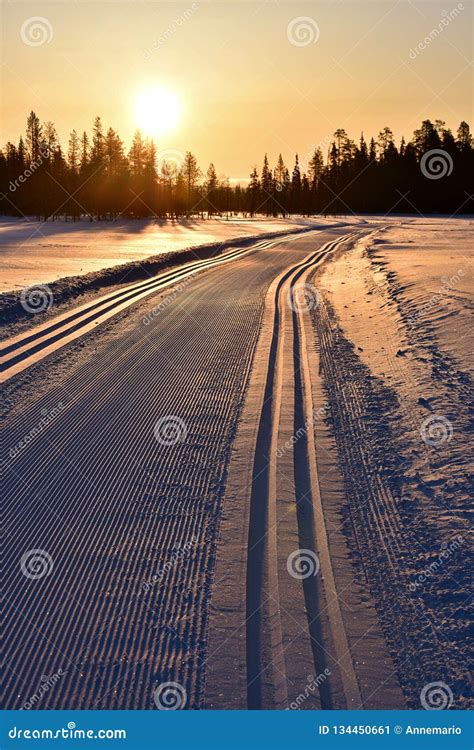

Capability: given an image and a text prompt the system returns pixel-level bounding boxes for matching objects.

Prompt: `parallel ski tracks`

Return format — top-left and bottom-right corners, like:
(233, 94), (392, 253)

(0, 231), (308, 383)
(245, 231), (363, 709)
(3, 228), (335, 709)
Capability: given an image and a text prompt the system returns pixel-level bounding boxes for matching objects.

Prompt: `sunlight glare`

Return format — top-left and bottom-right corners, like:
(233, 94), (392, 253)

(134, 86), (181, 137)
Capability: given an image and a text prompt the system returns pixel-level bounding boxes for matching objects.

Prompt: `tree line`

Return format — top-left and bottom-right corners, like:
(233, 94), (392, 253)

(0, 112), (472, 220)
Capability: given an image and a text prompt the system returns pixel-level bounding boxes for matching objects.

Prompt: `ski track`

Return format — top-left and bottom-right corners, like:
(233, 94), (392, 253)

(3, 220), (470, 712)
(235, 232), (365, 709)
(2, 226), (346, 710)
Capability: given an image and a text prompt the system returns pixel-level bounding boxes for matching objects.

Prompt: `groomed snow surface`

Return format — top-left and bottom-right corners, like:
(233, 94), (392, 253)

(2, 216), (472, 710)
(0, 215), (338, 292)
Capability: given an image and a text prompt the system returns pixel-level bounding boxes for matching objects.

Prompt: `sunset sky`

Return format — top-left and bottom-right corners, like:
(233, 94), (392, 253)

(2, 0), (472, 179)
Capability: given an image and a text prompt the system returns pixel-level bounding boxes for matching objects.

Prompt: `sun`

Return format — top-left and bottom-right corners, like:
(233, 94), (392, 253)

(134, 85), (181, 137)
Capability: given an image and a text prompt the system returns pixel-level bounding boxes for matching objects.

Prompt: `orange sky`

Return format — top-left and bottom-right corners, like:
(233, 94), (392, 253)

(2, 1), (472, 179)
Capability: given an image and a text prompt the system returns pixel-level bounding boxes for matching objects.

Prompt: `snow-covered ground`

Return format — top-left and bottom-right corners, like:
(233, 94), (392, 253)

(2, 217), (471, 708)
(315, 217), (472, 704)
(0, 215), (332, 292)
(318, 217), (472, 421)
(318, 216), (473, 502)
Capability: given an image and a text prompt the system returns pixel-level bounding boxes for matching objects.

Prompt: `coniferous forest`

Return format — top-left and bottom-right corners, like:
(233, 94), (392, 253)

(1, 112), (472, 220)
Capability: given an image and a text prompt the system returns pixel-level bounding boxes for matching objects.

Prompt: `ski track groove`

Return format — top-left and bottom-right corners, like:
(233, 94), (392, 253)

(3, 229), (340, 709)
(245, 232), (363, 709)
(0, 234), (302, 379)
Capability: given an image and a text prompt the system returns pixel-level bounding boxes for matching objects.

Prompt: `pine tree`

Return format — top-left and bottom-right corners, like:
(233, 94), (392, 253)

(68, 130), (80, 173)
(205, 163), (218, 216)
(247, 167), (260, 216)
(412, 120), (440, 157)
(308, 148), (324, 190)
(1, 113), (473, 219)
(80, 132), (89, 171)
(377, 127), (394, 160)
(260, 154), (273, 215)
(182, 151), (201, 214)
(128, 131), (146, 177)
(274, 154), (286, 190)
(291, 155), (302, 213)
(25, 111), (42, 164)
(91, 116), (105, 165)
(456, 121), (472, 152)
(43, 121), (59, 155)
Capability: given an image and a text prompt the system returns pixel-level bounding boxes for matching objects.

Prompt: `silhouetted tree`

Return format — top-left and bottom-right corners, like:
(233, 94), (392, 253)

(1, 113), (472, 220)
(182, 151), (201, 215)
(205, 163), (218, 216)
(247, 167), (260, 216)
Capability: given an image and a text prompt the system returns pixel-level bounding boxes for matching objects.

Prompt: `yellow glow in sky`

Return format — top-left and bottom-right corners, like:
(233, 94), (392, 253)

(1, 1), (472, 178)
(134, 86), (181, 137)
